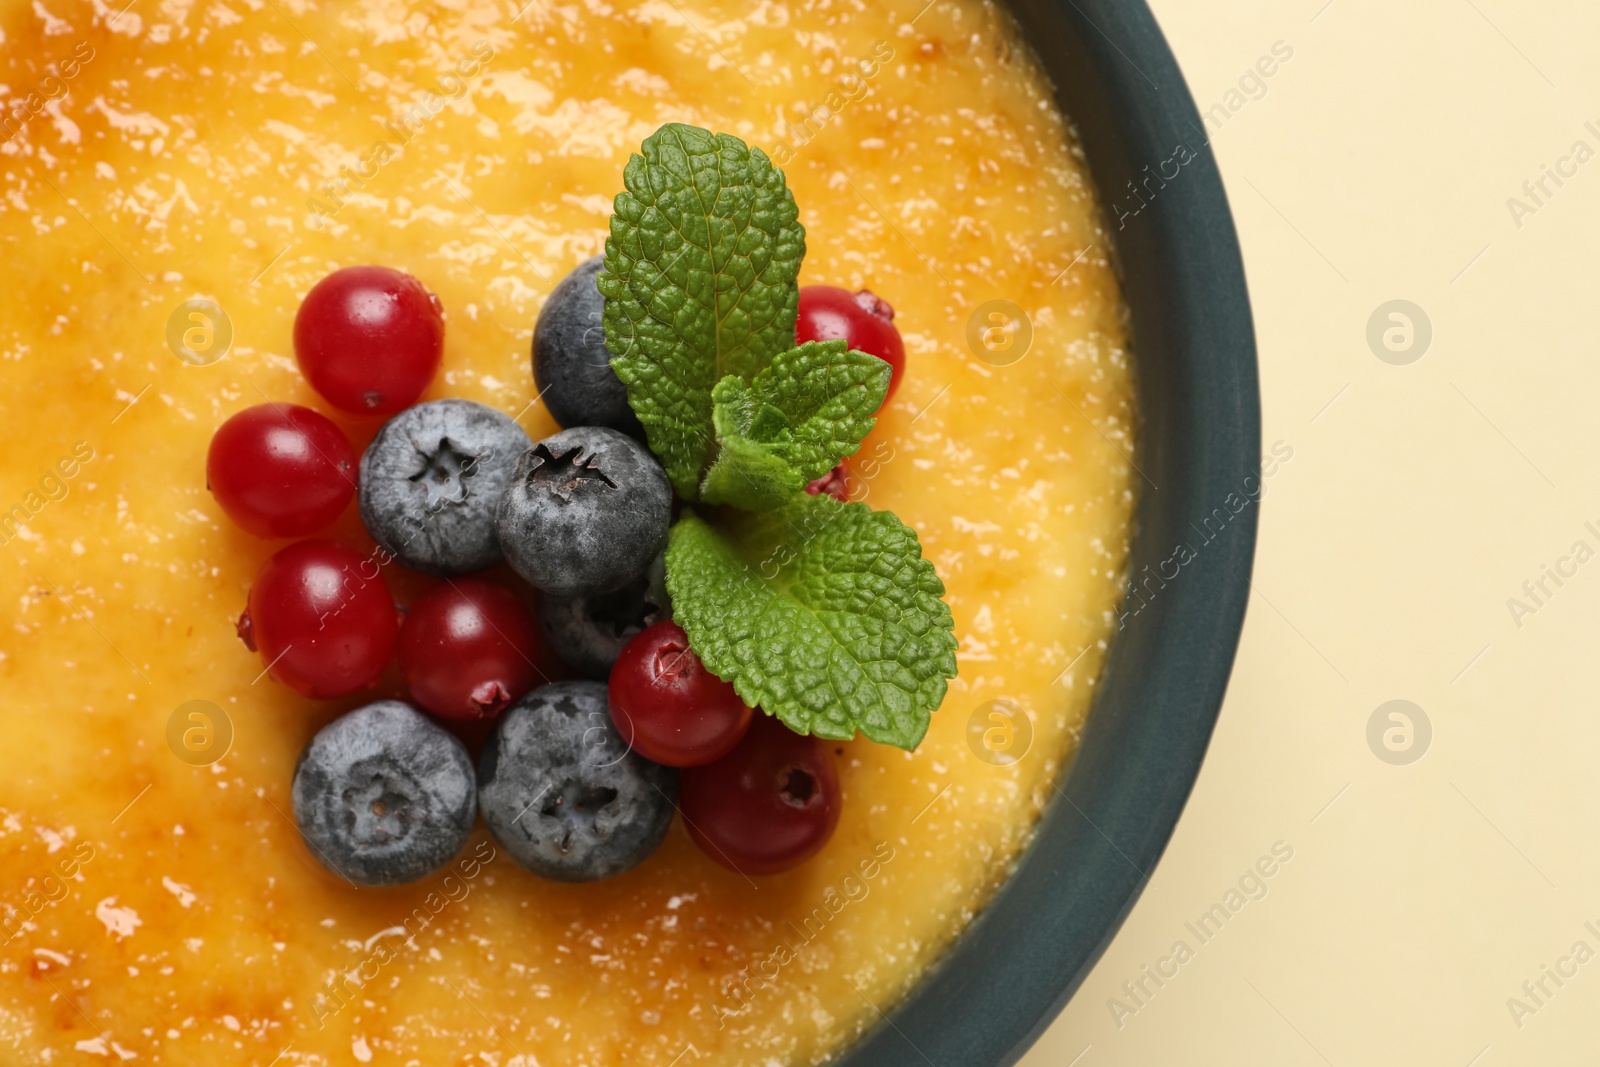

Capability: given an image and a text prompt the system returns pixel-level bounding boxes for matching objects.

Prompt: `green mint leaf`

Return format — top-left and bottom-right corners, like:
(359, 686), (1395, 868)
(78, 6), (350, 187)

(665, 496), (958, 749)
(698, 340), (891, 510)
(599, 123), (806, 499)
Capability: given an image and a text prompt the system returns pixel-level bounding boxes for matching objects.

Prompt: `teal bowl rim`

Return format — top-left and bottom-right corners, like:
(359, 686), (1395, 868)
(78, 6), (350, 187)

(835, 1), (1260, 1063)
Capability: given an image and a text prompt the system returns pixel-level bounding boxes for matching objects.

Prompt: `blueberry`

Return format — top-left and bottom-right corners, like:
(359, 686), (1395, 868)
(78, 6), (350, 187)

(291, 700), (476, 887)
(537, 553), (670, 679)
(496, 426), (671, 598)
(477, 681), (677, 882)
(359, 398), (533, 576)
(533, 256), (645, 440)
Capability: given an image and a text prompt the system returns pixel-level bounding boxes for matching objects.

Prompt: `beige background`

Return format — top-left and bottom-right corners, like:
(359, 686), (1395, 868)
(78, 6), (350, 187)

(1022, 0), (1600, 1064)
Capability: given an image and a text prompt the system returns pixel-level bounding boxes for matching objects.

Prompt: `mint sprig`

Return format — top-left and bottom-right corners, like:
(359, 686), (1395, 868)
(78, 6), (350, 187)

(600, 123), (958, 751)
(700, 339), (891, 510)
(599, 123), (805, 499)
(665, 496), (957, 749)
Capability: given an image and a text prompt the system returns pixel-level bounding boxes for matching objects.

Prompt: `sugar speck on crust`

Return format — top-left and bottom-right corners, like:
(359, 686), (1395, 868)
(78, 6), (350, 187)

(94, 898), (142, 939)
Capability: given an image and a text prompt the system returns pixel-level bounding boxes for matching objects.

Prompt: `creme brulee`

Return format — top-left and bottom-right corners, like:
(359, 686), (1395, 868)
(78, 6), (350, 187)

(0, 1), (1136, 1063)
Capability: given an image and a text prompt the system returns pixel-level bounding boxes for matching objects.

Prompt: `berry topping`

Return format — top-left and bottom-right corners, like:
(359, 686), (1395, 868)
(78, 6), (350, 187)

(496, 426), (671, 598)
(294, 265), (445, 416)
(533, 256), (646, 440)
(291, 700), (476, 886)
(609, 620), (752, 767)
(245, 540), (398, 699)
(537, 554), (670, 680)
(477, 681), (677, 882)
(358, 398), (532, 576)
(399, 578), (541, 721)
(678, 714), (842, 876)
(796, 285), (906, 408)
(206, 403), (356, 538)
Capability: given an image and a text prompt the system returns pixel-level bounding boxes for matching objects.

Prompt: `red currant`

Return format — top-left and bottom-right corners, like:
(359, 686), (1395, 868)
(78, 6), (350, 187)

(399, 579), (540, 721)
(678, 715), (841, 875)
(804, 461), (850, 502)
(796, 285), (906, 408)
(293, 266), (444, 416)
(609, 621), (753, 767)
(206, 403), (356, 538)
(243, 540), (398, 699)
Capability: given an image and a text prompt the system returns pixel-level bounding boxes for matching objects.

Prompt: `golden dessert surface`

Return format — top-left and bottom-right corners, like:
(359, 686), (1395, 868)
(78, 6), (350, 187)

(0, 0), (1135, 1062)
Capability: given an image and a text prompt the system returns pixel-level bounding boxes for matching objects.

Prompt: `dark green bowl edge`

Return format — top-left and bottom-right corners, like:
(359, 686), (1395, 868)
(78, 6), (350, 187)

(834, 1), (1261, 1064)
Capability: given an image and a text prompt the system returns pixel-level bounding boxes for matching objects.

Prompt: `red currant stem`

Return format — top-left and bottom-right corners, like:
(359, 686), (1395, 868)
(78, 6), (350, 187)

(235, 609), (256, 651)
(469, 681), (512, 717)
